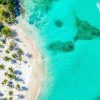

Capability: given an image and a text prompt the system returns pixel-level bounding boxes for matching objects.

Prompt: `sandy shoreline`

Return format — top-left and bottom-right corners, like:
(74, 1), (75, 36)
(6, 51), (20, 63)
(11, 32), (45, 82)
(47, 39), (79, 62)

(9, 21), (45, 100)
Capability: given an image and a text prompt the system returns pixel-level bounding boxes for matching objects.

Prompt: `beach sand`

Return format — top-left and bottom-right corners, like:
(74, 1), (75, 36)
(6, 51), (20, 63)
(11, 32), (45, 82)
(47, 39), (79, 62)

(9, 20), (45, 100)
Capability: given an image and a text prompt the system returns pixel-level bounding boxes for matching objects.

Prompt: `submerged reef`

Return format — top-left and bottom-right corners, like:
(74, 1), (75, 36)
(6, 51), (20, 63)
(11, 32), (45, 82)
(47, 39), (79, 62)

(55, 20), (63, 27)
(47, 16), (100, 53)
(29, 0), (57, 27)
(47, 41), (75, 52)
(94, 95), (100, 100)
(74, 17), (100, 41)
(74, 28), (93, 41)
(33, 0), (53, 12)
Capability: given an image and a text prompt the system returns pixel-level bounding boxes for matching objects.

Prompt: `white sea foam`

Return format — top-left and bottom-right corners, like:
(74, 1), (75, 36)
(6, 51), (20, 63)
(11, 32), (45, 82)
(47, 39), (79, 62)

(96, 2), (100, 11)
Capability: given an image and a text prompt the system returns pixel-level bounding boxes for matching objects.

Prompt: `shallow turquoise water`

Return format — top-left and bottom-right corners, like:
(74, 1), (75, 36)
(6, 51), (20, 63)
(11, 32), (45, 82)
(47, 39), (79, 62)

(23, 0), (100, 100)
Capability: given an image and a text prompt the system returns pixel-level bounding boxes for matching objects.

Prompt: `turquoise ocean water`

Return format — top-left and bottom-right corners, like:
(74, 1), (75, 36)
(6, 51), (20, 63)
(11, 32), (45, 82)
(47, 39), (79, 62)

(23, 0), (100, 100)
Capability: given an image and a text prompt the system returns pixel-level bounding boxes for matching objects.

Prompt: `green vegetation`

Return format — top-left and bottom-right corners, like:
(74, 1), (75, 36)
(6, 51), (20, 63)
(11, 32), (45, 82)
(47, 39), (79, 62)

(4, 56), (11, 61)
(0, 21), (3, 30)
(0, 43), (3, 47)
(2, 39), (6, 44)
(0, 6), (9, 23)
(18, 56), (22, 61)
(5, 0), (15, 13)
(9, 97), (13, 100)
(0, 64), (5, 70)
(0, 0), (17, 24)
(0, 2), (25, 97)
(0, 0), (3, 4)
(9, 41), (15, 51)
(16, 84), (20, 89)
(5, 50), (10, 53)
(8, 73), (16, 79)
(0, 1), (24, 98)
(8, 66), (14, 73)
(3, 97), (7, 100)
(0, 25), (14, 45)
(4, 72), (8, 76)
(12, 53), (17, 59)
(17, 48), (23, 56)
(9, 90), (14, 96)
(2, 79), (8, 85)
(1, 26), (13, 37)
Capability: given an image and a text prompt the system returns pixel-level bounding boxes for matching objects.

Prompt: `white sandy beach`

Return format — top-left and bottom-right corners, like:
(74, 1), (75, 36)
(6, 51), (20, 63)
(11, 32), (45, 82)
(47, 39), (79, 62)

(0, 19), (45, 100)
(11, 22), (45, 100)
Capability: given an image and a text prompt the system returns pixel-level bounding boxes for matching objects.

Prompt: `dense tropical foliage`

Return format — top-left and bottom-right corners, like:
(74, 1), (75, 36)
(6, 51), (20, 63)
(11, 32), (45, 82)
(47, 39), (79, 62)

(0, 0), (21, 24)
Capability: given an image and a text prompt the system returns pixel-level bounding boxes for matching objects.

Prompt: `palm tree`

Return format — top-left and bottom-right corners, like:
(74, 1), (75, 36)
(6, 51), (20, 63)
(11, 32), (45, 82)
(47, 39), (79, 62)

(2, 79), (8, 85)
(8, 66), (14, 73)
(4, 72), (8, 76)
(0, 64), (5, 70)
(17, 48), (23, 56)
(9, 97), (13, 100)
(16, 84), (20, 90)
(3, 97), (7, 100)
(5, 49), (10, 53)
(9, 90), (14, 96)
(18, 56), (22, 61)
(1, 26), (13, 40)
(8, 73), (16, 79)
(9, 41), (15, 51)
(12, 53), (17, 59)
(4, 56), (11, 61)
(2, 39), (6, 44)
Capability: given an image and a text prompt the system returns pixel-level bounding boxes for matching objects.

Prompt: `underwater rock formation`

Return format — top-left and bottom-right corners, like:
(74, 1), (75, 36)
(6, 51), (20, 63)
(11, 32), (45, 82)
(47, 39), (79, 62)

(74, 17), (100, 41)
(74, 29), (93, 41)
(33, 0), (51, 11)
(33, 0), (57, 12)
(29, 0), (57, 26)
(94, 95), (100, 100)
(55, 20), (63, 27)
(47, 41), (75, 52)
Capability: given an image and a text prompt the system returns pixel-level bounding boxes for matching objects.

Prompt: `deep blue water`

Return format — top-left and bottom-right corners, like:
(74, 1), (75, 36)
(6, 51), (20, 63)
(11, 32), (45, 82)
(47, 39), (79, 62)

(23, 0), (100, 100)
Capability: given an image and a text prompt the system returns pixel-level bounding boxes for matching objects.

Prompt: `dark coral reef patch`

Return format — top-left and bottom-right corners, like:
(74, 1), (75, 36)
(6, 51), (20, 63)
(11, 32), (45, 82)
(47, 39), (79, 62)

(94, 94), (100, 100)
(74, 17), (100, 41)
(47, 16), (100, 53)
(55, 20), (63, 27)
(47, 41), (75, 52)
(33, 0), (53, 12)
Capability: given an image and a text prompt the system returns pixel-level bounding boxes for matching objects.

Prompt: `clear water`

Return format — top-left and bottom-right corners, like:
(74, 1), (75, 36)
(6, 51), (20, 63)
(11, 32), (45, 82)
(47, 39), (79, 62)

(23, 0), (100, 100)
